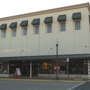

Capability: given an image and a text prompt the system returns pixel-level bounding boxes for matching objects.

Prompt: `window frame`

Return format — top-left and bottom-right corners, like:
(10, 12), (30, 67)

(60, 22), (66, 32)
(34, 25), (39, 34)
(75, 20), (81, 30)
(22, 27), (27, 36)
(11, 28), (16, 37)
(46, 24), (52, 33)
(1, 29), (6, 38)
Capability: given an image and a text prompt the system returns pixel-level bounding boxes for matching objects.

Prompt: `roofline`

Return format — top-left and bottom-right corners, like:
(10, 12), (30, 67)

(0, 2), (90, 21)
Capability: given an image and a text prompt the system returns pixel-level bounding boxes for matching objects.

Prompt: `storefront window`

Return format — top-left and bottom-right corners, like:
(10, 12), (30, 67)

(43, 62), (48, 69)
(38, 62), (67, 74)
(69, 61), (88, 74)
(38, 62), (52, 74)
(53, 62), (67, 74)
(0, 64), (2, 74)
(0, 62), (8, 74)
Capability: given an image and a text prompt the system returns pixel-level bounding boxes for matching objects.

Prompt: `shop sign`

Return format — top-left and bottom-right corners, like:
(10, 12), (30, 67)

(54, 66), (60, 70)
(59, 63), (67, 66)
(14, 68), (21, 78)
(52, 62), (67, 66)
(16, 68), (21, 75)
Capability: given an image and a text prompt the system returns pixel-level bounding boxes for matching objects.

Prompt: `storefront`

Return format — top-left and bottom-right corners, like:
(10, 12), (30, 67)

(0, 54), (89, 77)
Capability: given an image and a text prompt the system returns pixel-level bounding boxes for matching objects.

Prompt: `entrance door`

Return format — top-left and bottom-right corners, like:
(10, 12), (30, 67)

(32, 64), (38, 76)
(22, 63), (29, 76)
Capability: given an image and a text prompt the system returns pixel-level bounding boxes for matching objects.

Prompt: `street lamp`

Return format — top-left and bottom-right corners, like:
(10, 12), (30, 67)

(55, 39), (59, 80)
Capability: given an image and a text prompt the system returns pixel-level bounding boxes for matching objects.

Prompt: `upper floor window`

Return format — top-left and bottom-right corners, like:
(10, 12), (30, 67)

(23, 27), (27, 36)
(12, 29), (16, 37)
(1, 30), (6, 38)
(47, 24), (52, 33)
(60, 23), (65, 31)
(75, 21), (80, 30)
(34, 26), (39, 34)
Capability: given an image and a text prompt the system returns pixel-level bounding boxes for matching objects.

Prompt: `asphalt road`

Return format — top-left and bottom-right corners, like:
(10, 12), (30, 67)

(0, 80), (81, 90)
(72, 82), (90, 90)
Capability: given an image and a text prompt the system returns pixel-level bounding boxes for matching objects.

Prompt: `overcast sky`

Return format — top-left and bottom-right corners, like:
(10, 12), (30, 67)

(0, 0), (89, 18)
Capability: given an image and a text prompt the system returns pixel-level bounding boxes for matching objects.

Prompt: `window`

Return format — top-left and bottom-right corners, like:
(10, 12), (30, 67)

(23, 27), (27, 36)
(75, 21), (80, 30)
(60, 23), (65, 31)
(47, 24), (52, 33)
(0, 62), (8, 74)
(1, 30), (6, 38)
(34, 26), (39, 34)
(12, 29), (16, 37)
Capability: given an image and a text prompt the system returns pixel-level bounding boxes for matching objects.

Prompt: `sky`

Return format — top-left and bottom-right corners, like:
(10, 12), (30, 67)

(0, 0), (90, 18)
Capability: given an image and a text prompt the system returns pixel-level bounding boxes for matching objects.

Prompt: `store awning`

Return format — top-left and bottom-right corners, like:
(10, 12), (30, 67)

(20, 20), (28, 26)
(0, 54), (90, 61)
(44, 17), (53, 23)
(57, 14), (66, 22)
(31, 18), (40, 25)
(72, 12), (81, 20)
(0, 24), (7, 30)
(9, 22), (17, 28)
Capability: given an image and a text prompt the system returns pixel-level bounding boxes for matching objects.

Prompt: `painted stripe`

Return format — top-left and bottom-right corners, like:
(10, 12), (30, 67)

(66, 82), (85, 90)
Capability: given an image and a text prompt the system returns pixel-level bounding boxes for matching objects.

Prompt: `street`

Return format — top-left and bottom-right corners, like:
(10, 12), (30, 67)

(72, 82), (90, 90)
(0, 80), (81, 90)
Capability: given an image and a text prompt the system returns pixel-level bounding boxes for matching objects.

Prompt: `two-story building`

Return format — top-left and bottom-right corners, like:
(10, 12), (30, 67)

(0, 2), (90, 78)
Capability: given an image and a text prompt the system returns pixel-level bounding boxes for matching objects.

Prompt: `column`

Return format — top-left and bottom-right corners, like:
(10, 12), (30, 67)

(67, 58), (69, 77)
(30, 61), (32, 78)
(7, 63), (9, 74)
(88, 60), (90, 79)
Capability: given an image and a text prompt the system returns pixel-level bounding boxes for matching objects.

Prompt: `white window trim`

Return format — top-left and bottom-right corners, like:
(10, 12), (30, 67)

(11, 28), (16, 37)
(60, 22), (66, 32)
(74, 20), (81, 30)
(34, 25), (39, 35)
(22, 27), (27, 36)
(46, 24), (52, 33)
(1, 29), (6, 38)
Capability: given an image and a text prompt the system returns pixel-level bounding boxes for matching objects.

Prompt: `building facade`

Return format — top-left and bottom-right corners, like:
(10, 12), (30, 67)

(0, 3), (90, 78)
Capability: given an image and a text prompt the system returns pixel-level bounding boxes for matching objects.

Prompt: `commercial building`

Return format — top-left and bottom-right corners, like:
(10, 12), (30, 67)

(0, 3), (90, 78)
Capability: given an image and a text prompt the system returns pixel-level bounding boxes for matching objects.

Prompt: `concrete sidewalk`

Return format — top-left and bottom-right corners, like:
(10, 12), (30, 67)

(0, 76), (87, 83)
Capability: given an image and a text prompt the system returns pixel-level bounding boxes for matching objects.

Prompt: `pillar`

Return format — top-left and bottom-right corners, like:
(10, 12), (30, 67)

(30, 61), (32, 78)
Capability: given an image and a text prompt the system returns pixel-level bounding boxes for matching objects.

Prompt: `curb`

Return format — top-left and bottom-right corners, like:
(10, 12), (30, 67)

(0, 78), (85, 83)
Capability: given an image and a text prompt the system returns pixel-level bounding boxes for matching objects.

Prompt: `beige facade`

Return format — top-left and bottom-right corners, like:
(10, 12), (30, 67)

(0, 3), (90, 57)
(0, 3), (90, 77)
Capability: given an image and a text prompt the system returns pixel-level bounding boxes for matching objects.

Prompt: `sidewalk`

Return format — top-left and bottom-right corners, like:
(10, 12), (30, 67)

(0, 76), (87, 83)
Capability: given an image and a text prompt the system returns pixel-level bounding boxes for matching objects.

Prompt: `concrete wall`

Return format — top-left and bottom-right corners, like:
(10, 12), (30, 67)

(0, 7), (90, 57)
(38, 74), (88, 79)
(0, 74), (9, 77)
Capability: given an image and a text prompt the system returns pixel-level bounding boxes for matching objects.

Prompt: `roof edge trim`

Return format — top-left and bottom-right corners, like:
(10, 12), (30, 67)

(0, 2), (89, 21)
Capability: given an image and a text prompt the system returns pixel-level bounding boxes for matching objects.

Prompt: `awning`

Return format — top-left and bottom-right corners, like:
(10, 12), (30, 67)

(31, 18), (40, 25)
(0, 24), (7, 30)
(9, 22), (17, 28)
(20, 20), (28, 26)
(44, 17), (53, 23)
(57, 14), (66, 22)
(0, 54), (90, 61)
(72, 12), (81, 20)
